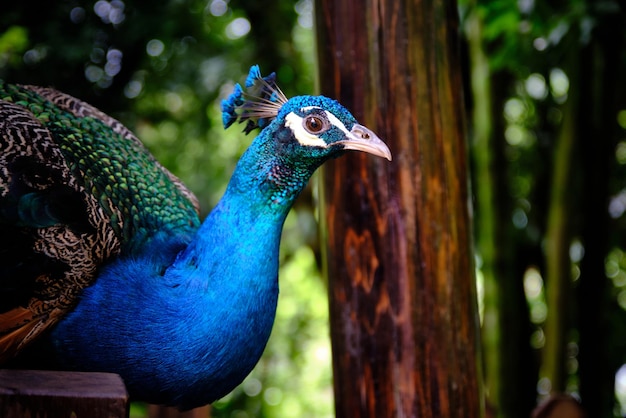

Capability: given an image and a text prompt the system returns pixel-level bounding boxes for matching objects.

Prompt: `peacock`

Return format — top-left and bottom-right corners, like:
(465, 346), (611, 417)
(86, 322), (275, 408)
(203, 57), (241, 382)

(0, 65), (391, 409)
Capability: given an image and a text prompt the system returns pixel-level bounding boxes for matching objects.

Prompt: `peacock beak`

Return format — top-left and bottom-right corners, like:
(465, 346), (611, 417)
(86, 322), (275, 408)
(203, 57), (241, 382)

(338, 123), (392, 161)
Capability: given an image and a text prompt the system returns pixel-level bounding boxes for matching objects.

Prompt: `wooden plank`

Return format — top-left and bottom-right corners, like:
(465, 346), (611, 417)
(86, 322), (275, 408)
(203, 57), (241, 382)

(0, 369), (128, 418)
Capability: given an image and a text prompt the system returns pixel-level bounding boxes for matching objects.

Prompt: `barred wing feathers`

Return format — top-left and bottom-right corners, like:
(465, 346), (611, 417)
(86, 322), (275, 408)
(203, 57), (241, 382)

(0, 82), (200, 361)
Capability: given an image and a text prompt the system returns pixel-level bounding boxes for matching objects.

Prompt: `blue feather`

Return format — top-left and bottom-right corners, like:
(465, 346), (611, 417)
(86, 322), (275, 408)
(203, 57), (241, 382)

(244, 64), (262, 88)
(221, 66), (287, 134)
(221, 83), (244, 129)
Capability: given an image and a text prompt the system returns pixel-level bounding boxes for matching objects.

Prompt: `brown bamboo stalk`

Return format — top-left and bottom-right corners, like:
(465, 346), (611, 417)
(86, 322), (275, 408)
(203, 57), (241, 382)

(316, 0), (483, 416)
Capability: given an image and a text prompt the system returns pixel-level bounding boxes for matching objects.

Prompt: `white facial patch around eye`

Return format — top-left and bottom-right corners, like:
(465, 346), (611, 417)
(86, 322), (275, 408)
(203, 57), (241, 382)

(284, 112), (328, 148)
(284, 108), (352, 148)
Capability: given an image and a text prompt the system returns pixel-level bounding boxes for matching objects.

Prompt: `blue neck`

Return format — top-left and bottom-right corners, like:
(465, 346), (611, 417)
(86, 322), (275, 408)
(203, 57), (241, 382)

(174, 129), (312, 281)
(50, 131), (316, 409)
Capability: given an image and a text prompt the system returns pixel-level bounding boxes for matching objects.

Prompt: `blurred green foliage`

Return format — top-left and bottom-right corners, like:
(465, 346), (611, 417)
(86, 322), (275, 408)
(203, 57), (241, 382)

(461, 0), (626, 416)
(1, 1), (332, 417)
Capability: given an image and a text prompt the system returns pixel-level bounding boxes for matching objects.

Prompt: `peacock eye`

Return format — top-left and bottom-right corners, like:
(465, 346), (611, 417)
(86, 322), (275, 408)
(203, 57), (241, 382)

(304, 116), (325, 133)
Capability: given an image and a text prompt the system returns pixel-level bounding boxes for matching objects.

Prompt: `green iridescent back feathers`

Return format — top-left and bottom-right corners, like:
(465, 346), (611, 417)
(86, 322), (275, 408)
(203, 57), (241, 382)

(0, 81), (199, 359)
(1, 82), (200, 246)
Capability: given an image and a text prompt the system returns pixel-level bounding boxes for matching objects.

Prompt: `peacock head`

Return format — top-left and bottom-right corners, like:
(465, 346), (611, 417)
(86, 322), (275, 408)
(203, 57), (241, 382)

(221, 65), (392, 164)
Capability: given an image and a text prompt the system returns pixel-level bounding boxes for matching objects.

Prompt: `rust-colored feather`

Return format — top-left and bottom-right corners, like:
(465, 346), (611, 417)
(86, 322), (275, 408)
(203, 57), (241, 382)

(0, 308), (39, 362)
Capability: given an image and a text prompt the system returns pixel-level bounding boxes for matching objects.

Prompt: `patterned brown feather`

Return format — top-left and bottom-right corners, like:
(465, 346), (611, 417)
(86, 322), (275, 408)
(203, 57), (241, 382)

(0, 82), (200, 362)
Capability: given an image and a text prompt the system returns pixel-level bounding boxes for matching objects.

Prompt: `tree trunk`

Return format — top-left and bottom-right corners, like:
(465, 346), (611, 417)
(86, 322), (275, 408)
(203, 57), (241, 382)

(465, 4), (535, 417)
(540, 29), (580, 395)
(576, 10), (625, 417)
(465, 9), (502, 410)
(316, 0), (483, 417)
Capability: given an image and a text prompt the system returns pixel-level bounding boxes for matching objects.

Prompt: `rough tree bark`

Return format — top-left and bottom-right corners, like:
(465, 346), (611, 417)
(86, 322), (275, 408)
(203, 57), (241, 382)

(316, 0), (483, 417)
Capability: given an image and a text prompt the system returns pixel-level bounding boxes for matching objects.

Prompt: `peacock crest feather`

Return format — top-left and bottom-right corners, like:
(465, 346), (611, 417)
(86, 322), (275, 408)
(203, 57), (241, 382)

(221, 65), (288, 134)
